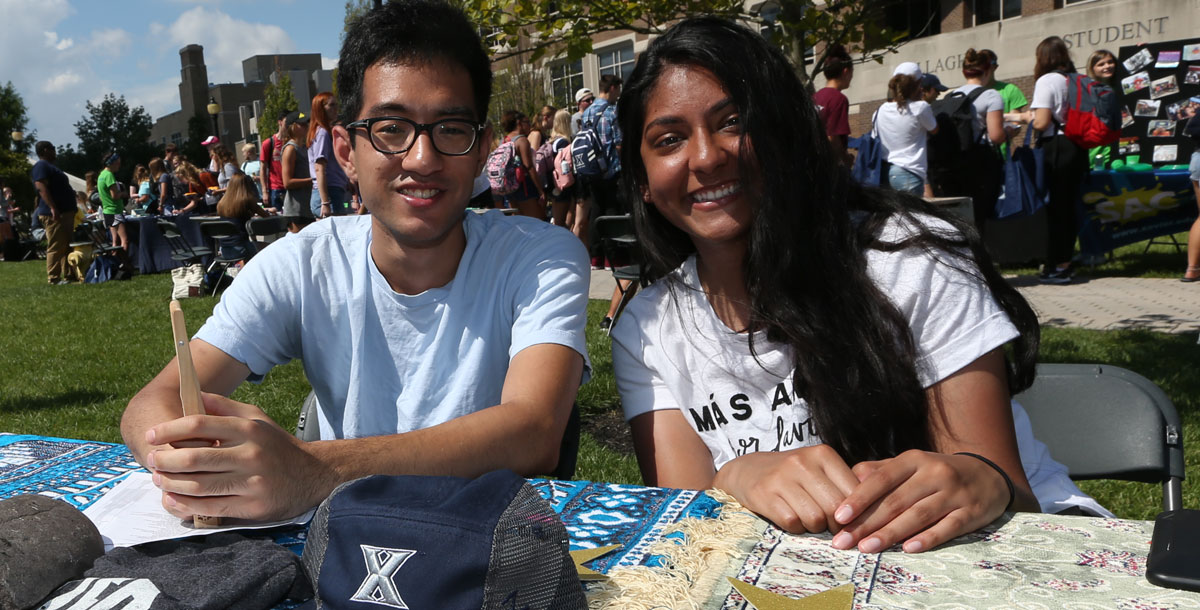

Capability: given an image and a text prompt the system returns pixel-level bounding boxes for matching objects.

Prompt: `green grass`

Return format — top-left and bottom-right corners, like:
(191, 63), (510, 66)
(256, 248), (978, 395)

(1001, 231), (1191, 279)
(0, 258), (1193, 519)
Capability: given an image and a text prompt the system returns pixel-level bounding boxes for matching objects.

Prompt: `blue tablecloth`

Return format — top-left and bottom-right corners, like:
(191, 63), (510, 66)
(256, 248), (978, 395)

(127, 214), (212, 274)
(1078, 169), (1198, 257)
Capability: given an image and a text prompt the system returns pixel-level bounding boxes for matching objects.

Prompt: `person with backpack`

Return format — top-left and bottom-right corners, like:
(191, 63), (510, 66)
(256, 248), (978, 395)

(874, 71), (938, 196)
(1085, 50), (1119, 170)
(490, 110), (547, 219)
(946, 49), (1009, 237)
(1020, 36), (1090, 284)
(545, 109), (576, 228)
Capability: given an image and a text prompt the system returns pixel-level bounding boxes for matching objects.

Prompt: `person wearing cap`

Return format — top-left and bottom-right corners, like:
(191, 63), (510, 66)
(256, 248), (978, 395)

(201, 136), (221, 174)
(279, 110), (314, 230)
(123, 0), (589, 523)
(918, 73), (947, 104)
(570, 87), (593, 137)
(873, 71), (938, 197)
(260, 108), (292, 213)
(813, 44), (855, 166)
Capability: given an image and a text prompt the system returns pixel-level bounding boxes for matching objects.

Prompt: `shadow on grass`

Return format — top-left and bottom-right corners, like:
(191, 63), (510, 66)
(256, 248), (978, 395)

(0, 389), (113, 414)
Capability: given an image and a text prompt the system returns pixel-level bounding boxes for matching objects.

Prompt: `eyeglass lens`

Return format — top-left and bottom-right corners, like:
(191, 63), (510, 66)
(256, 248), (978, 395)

(368, 118), (477, 155)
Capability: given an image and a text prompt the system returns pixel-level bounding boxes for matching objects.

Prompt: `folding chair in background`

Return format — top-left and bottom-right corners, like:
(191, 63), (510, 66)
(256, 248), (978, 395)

(157, 218), (211, 266)
(593, 214), (642, 335)
(1016, 363), (1185, 512)
(246, 216), (288, 248)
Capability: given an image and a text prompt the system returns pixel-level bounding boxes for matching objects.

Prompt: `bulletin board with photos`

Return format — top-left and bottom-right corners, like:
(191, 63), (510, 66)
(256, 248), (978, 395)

(1117, 37), (1200, 167)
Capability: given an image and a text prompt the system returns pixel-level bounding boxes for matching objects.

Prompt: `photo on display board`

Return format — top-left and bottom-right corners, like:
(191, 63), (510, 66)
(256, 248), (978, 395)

(1147, 119), (1177, 137)
(1121, 105), (1135, 127)
(1124, 48), (1154, 73)
(1184, 44), (1200, 61)
(1119, 137), (1140, 156)
(1123, 71), (1151, 95)
(1156, 50), (1182, 69)
(1186, 66), (1200, 85)
(1152, 144), (1178, 163)
(1150, 74), (1180, 100)
(1166, 97), (1200, 121)
(1135, 99), (1161, 117)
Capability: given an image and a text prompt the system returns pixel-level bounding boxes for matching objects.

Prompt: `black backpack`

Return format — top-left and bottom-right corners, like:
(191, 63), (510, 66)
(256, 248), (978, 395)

(927, 87), (988, 172)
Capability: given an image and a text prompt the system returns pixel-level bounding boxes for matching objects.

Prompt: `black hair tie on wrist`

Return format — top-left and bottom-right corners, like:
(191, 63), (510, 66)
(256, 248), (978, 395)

(955, 452), (1015, 512)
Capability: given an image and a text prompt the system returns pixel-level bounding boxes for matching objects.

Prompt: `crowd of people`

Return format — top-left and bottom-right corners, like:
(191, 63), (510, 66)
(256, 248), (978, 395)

(111, 1), (1124, 569)
(816, 39), (1200, 285)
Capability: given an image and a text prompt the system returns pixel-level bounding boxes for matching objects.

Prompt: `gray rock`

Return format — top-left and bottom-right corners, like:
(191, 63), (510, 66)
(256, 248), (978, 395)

(0, 495), (104, 610)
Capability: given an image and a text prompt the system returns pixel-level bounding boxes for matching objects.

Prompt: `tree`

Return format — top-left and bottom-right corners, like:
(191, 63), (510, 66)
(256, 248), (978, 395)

(261, 69), (298, 142)
(69, 93), (159, 184)
(0, 82), (34, 212)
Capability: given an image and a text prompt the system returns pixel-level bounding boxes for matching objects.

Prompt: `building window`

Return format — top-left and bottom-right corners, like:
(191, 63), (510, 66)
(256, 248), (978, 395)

(974, 0), (1021, 25)
(597, 42), (636, 82)
(170, 133), (183, 147)
(882, 0), (940, 41)
(1064, 0), (1100, 4)
(549, 59), (584, 109)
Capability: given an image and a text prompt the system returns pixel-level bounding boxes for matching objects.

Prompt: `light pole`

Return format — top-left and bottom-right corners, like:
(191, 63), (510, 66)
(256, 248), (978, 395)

(206, 97), (220, 138)
(10, 130), (22, 152)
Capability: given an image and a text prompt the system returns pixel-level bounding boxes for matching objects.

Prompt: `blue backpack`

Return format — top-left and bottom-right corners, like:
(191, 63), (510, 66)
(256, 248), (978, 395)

(849, 111), (884, 186)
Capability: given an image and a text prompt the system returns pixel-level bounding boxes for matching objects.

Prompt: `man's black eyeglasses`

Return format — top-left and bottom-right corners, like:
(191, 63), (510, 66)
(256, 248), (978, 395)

(346, 116), (485, 156)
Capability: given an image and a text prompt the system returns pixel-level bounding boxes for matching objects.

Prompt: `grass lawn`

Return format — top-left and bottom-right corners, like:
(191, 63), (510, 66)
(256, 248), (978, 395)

(1, 250), (1194, 521)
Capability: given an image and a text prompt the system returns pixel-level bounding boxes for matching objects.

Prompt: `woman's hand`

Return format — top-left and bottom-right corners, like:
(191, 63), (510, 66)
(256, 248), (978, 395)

(713, 444), (861, 535)
(827, 449), (1011, 554)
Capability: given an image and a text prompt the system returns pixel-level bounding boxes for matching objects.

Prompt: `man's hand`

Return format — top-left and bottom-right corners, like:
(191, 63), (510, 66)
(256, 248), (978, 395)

(145, 393), (341, 521)
(712, 444), (860, 535)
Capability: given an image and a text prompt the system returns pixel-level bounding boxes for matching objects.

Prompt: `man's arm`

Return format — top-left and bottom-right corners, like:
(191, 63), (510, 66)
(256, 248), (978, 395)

(33, 180), (56, 221)
(136, 341), (583, 521)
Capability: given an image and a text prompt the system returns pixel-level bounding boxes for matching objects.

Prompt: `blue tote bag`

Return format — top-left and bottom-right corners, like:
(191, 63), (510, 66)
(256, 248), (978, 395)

(996, 127), (1047, 219)
(849, 111), (884, 187)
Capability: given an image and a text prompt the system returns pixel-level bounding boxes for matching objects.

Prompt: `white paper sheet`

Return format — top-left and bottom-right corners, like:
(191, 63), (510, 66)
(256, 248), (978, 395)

(83, 472), (314, 551)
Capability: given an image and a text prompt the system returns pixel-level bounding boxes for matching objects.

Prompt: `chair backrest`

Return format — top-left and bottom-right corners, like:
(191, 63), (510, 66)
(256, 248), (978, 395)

(156, 219), (199, 257)
(593, 214), (637, 271)
(1016, 363), (1184, 511)
(199, 219), (241, 240)
(246, 216), (288, 245)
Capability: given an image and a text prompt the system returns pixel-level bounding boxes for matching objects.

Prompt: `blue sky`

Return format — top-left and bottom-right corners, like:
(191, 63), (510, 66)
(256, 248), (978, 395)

(1, 0), (349, 148)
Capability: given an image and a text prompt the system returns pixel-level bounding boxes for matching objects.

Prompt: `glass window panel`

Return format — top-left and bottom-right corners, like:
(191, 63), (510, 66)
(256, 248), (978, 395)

(1003, 0), (1022, 18)
(975, 0), (1000, 25)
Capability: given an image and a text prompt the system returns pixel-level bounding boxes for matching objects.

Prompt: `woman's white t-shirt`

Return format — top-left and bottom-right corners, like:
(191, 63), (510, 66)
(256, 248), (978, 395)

(611, 213), (1112, 516)
(953, 84), (1004, 143)
(1030, 72), (1070, 138)
(874, 101), (938, 181)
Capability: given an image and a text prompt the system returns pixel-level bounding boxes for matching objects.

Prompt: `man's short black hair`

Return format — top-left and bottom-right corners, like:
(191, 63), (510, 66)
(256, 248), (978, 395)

(336, 0), (492, 127)
(598, 74), (623, 95)
(35, 141), (55, 159)
(821, 44), (853, 81)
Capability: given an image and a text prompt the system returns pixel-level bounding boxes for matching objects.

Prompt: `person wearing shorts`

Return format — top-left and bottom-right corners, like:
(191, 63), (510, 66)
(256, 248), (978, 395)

(97, 152), (129, 251)
(1183, 150), (1200, 282)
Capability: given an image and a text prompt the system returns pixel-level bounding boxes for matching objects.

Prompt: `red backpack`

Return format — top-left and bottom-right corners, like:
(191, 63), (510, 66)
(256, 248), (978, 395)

(1061, 72), (1121, 149)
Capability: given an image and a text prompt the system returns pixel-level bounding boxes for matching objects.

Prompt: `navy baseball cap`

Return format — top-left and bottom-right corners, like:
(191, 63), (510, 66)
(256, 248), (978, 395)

(920, 73), (949, 91)
(300, 471), (585, 610)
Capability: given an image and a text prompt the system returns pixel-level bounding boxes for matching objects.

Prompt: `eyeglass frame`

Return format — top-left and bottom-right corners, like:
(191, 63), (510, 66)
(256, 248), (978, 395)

(345, 116), (486, 156)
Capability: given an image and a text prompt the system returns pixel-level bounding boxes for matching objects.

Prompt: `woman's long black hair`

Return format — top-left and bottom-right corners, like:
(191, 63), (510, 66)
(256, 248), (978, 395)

(616, 17), (1040, 464)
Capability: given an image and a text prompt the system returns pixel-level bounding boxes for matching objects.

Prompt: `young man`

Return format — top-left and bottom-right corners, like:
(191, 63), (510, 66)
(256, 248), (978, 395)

(121, 0), (590, 522)
(30, 141), (79, 284)
(570, 87), (593, 137)
(813, 44), (854, 166)
(919, 73), (948, 104)
(259, 109), (290, 212)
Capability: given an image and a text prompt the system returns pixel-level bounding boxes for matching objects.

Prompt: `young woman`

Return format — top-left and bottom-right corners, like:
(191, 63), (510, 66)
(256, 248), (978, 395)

(1185, 125), (1200, 282)
(609, 17), (1109, 555)
(280, 111), (315, 232)
(215, 173), (270, 260)
(496, 110), (548, 219)
(307, 92), (350, 218)
(210, 143), (239, 190)
(548, 109), (575, 228)
(873, 72), (937, 196)
(172, 161), (205, 215)
(1022, 37), (1089, 284)
(84, 171), (100, 213)
(96, 152), (129, 250)
(948, 48), (1008, 237)
(1086, 50), (1119, 170)
(149, 158), (172, 215)
(529, 104), (556, 150)
(130, 164), (156, 214)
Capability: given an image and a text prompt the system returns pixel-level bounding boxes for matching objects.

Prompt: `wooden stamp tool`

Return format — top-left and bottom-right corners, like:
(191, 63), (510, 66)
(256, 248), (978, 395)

(168, 300), (222, 528)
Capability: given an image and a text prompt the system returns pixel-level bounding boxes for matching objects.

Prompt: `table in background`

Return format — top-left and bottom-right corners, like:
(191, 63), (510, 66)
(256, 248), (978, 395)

(126, 213), (215, 274)
(3, 434), (1194, 609)
(1078, 168), (1198, 259)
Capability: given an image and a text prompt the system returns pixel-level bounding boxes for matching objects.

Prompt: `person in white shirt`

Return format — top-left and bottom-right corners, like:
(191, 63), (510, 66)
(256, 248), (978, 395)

(874, 72), (937, 196)
(609, 17), (1110, 557)
(1021, 36), (1089, 284)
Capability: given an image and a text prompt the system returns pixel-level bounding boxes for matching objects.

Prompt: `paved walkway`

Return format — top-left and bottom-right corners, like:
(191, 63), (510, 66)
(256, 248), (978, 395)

(589, 269), (1200, 335)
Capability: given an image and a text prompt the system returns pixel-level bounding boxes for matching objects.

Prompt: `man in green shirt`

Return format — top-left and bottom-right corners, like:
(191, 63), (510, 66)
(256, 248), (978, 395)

(97, 152), (130, 252)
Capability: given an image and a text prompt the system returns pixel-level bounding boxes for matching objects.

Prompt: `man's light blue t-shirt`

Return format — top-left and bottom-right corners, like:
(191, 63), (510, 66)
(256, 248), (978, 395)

(195, 211), (591, 440)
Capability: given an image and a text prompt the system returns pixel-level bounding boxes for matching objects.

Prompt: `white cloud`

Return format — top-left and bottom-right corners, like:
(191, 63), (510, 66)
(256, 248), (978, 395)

(44, 31), (74, 51)
(43, 71), (82, 93)
(160, 7), (296, 84)
(322, 56), (338, 70)
(80, 28), (132, 62)
(126, 77), (187, 122)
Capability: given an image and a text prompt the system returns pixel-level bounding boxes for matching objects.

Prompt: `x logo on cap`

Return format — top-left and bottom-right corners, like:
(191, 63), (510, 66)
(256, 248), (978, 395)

(352, 545), (416, 609)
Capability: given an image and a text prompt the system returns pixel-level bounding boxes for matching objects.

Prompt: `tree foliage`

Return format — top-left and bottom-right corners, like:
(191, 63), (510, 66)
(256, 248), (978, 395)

(0, 82), (35, 211)
(62, 94), (159, 184)
(261, 69), (298, 142)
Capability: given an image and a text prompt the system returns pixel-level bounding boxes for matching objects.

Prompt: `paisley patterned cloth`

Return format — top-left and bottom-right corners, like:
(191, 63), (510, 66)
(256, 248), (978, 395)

(3, 434), (1194, 609)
